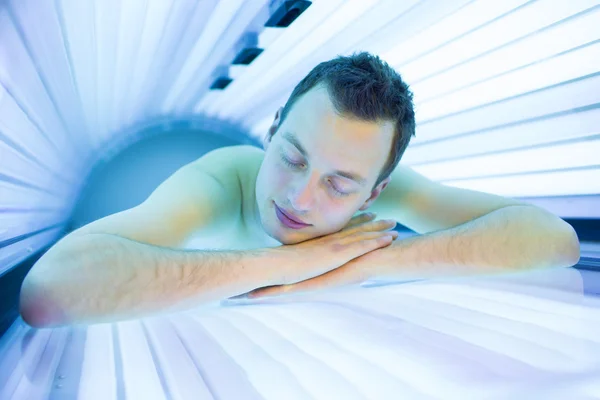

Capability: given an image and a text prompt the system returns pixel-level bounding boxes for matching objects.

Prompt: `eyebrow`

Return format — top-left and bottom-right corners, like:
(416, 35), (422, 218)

(282, 131), (368, 186)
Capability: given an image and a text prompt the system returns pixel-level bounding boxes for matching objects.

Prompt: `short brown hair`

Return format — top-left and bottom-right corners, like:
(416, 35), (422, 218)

(276, 51), (416, 187)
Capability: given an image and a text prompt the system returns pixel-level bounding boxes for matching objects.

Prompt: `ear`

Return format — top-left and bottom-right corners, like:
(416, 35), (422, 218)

(358, 177), (391, 211)
(263, 106), (284, 151)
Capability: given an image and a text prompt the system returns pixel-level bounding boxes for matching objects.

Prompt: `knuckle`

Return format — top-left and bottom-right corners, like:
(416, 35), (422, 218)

(330, 242), (347, 253)
(379, 235), (392, 244)
(363, 237), (377, 246)
(357, 241), (370, 251)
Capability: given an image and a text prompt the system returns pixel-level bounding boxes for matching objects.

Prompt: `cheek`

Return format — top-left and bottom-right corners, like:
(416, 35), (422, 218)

(262, 155), (290, 191)
(318, 202), (355, 230)
(270, 166), (290, 190)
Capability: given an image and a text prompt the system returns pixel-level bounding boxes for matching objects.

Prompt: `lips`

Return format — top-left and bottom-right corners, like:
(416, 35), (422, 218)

(277, 205), (307, 224)
(274, 203), (311, 229)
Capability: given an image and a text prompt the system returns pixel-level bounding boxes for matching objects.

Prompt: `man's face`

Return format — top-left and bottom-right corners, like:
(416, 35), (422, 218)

(254, 86), (395, 245)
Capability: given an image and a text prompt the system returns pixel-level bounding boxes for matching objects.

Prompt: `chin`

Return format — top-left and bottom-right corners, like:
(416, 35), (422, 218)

(265, 222), (307, 245)
(264, 217), (317, 245)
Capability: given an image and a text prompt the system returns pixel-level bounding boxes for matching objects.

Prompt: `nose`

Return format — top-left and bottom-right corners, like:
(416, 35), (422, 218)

(287, 173), (317, 212)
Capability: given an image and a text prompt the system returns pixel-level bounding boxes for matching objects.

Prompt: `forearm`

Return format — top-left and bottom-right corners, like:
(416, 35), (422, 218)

(20, 233), (278, 328)
(381, 205), (580, 281)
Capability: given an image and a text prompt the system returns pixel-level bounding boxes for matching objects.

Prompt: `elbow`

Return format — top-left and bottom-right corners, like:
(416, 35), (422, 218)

(560, 225), (581, 267)
(544, 221), (580, 269)
(19, 277), (69, 329)
(19, 240), (83, 328)
(529, 209), (581, 269)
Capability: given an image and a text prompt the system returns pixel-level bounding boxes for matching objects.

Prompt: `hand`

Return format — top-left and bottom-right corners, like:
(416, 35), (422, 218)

(244, 240), (394, 299)
(267, 212), (398, 286)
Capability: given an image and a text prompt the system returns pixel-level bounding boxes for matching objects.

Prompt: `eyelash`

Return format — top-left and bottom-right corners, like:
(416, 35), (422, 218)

(279, 153), (350, 197)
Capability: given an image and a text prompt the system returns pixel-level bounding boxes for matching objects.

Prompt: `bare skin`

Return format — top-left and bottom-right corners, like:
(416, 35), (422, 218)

(21, 85), (562, 328)
(18, 144), (398, 327)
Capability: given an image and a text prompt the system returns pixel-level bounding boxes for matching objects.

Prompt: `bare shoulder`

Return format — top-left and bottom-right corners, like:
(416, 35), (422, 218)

(229, 144), (264, 179)
(190, 143), (265, 206)
(189, 144), (263, 186)
(201, 144), (265, 221)
(57, 145), (264, 250)
(192, 144), (263, 172)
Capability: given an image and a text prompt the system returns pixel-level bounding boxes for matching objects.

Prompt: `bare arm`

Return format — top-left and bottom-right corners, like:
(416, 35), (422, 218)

(19, 146), (396, 328)
(19, 146), (260, 328)
(20, 232), (278, 328)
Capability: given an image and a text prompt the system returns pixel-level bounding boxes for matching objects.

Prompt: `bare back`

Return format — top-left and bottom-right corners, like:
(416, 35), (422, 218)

(55, 145), (272, 256)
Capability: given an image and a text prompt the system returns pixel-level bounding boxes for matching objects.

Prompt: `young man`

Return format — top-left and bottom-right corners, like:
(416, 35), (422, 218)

(19, 52), (580, 328)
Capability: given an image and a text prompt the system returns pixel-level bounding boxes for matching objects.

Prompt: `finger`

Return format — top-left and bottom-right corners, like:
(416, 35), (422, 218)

(341, 212), (376, 230)
(338, 231), (397, 250)
(358, 232), (396, 253)
(355, 230), (398, 242)
(341, 219), (397, 237)
(248, 284), (294, 298)
(334, 231), (398, 249)
(331, 232), (396, 266)
(250, 267), (361, 298)
(229, 293), (249, 300)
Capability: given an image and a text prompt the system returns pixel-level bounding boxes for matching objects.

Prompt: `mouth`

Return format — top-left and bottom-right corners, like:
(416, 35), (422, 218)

(274, 203), (311, 229)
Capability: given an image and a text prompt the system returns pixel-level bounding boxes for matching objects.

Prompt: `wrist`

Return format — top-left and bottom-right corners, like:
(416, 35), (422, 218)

(361, 242), (400, 281)
(245, 247), (289, 286)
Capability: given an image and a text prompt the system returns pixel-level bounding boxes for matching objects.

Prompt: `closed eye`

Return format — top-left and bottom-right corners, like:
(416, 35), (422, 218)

(280, 152), (352, 197)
